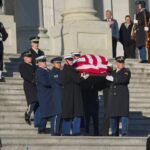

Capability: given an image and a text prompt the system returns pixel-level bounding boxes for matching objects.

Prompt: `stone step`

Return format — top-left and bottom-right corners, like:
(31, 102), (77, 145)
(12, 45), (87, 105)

(0, 136), (146, 150)
(0, 123), (34, 129)
(0, 100), (26, 105)
(0, 129), (37, 136)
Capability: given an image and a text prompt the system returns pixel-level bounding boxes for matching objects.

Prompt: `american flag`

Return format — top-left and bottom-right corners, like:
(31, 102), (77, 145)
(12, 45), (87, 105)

(73, 54), (108, 74)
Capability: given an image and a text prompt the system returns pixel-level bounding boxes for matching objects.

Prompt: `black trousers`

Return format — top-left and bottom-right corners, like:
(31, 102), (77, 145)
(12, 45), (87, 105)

(112, 37), (118, 58)
(123, 44), (136, 59)
(85, 112), (99, 136)
(100, 89), (109, 136)
(101, 89), (119, 136)
(0, 42), (4, 71)
(147, 137), (150, 150)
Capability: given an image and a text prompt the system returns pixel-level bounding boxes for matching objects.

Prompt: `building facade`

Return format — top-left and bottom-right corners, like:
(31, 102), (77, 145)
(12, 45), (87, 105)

(1, 0), (150, 57)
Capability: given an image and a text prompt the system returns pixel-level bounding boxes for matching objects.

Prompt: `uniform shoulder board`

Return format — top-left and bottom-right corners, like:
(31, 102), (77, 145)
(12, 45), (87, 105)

(125, 68), (130, 72)
(124, 68), (130, 75)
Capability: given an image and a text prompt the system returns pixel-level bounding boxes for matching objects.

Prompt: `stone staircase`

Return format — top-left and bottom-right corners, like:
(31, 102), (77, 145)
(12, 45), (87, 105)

(0, 54), (150, 150)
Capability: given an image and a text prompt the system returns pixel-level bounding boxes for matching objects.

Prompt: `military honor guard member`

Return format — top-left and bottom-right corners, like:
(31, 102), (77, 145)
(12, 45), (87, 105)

(0, 22), (8, 81)
(19, 51), (39, 126)
(72, 52), (81, 60)
(28, 36), (44, 67)
(106, 56), (131, 136)
(50, 56), (63, 135)
(36, 56), (61, 135)
(134, 1), (150, 63)
(81, 79), (99, 136)
(60, 54), (89, 136)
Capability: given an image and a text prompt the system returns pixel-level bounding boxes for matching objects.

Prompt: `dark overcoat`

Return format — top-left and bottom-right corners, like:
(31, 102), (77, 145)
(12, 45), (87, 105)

(60, 64), (84, 119)
(107, 68), (131, 117)
(28, 48), (44, 67)
(119, 22), (135, 47)
(36, 67), (58, 118)
(136, 9), (150, 48)
(50, 67), (62, 115)
(19, 62), (37, 106)
(81, 76), (106, 115)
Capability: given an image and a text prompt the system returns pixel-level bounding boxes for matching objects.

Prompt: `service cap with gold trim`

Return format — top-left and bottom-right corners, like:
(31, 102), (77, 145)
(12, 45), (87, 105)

(21, 51), (32, 58)
(29, 36), (40, 43)
(36, 55), (46, 62)
(115, 56), (125, 63)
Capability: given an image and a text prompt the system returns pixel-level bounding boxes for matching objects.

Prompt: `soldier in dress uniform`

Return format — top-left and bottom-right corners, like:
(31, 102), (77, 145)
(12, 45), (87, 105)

(36, 56), (61, 135)
(106, 56), (131, 136)
(81, 78), (99, 136)
(72, 52), (81, 60)
(19, 51), (39, 126)
(60, 54), (89, 136)
(0, 22), (8, 81)
(50, 56), (63, 135)
(134, 1), (150, 63)
(28, 36), (44, 67)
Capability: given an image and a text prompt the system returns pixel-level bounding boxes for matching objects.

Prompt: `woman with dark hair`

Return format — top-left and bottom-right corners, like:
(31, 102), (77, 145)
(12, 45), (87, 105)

(119, 15), (136, 58)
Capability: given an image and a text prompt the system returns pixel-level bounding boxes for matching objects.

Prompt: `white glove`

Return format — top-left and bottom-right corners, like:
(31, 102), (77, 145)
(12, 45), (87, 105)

(134, 19), (138, 24)
(144, 27), (149, 31)
(106, 75), (114, 82)
(81, 73), (90, 80)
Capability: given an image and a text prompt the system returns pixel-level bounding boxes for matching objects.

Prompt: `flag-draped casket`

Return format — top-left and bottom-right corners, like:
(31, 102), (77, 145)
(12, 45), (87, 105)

(73, 54), (108, 75)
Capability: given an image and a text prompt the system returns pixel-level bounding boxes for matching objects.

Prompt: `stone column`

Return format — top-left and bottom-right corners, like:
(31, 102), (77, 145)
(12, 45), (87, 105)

(62, 0), (99, 21)
(38, 0), (48, 38)
(51, 0), (112, 57)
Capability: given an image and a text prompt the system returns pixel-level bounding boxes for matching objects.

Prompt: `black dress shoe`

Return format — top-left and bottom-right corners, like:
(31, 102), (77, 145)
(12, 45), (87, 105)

(0, 77), (5, 82)
(38, 130), (46, 134)
(51, 133), (61, 136)
(34, 125), (39, 128)
(122, 133), (127, 137)
(24, 112), (31, 125)
(72, 133), (81, 136)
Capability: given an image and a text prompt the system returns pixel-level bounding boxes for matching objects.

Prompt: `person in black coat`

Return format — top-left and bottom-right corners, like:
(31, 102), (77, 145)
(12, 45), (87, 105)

(134, 1), (150, 63)
(106, 56), (131, 136)
(19, 51), (39, 125)
(119, 15), (136, 58)
(28, 36), (44, 68)
(0, 22), (8, 81)
(36, 56), (62, 135)
(60, 54), (89, 136)
(81, 76), (100, 136)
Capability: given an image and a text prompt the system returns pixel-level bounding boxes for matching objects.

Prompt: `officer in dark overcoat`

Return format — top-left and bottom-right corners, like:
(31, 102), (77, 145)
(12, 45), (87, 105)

(81, 76), (99, 136)
(28, 36), (44, 67)
(134, 1), (150, 63)
(36, 56), (62, 135)
(0, 22), (8, 81)
(60, 54), (89, 135)
(19, 51), (39, 125)
(106, 56), (131, 136)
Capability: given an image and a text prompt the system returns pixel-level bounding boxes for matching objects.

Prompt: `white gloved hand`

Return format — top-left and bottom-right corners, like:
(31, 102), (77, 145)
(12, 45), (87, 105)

(133, 19), (138, 24)
(144, 27), (149, 32)
(106, 75), (114, 82)
(81, 73), (90, 80)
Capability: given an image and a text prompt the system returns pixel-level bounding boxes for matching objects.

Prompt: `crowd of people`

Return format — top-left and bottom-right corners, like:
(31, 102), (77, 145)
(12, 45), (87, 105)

(18, 0), (150, 137)
(0, 0), (148, 137)
(19, 36), (131, 136)
(105, 1), (150, 63)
